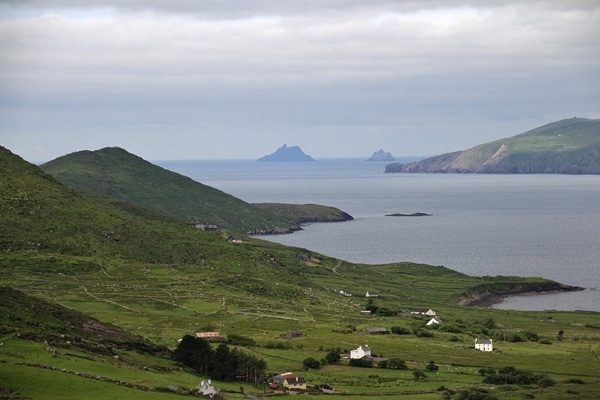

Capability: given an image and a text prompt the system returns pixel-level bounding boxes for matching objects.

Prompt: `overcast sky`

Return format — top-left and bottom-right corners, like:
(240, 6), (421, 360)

(1, 1), (599, 162)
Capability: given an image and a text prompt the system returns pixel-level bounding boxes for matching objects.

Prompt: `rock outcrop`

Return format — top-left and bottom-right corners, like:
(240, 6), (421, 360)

(258, 144), (315, 161)
(367, 149), (395, 161)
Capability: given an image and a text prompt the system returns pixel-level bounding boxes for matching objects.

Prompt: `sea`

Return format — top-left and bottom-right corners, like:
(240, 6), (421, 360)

(156, 158), (600, 313)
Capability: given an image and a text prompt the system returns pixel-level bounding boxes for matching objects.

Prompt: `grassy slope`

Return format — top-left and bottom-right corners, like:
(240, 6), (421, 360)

(387, 118), (600, 173)
(1, 146), (599, 399)
(39, 147), (351, 234)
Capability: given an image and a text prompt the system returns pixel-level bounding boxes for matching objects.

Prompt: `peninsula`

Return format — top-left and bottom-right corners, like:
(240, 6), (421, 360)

(385, 118), (600, 174)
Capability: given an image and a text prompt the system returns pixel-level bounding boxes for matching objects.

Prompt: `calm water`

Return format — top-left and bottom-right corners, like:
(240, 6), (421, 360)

(157, 159), (600, 312)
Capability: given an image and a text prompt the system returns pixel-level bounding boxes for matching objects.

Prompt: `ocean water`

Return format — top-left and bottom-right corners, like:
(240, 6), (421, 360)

(157, 158), (600, 312)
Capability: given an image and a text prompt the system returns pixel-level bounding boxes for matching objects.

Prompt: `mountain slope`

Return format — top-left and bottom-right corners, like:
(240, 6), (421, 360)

(1, 146), (229, 262)
(386, 118), (600, 174)
(40, 147), (348, 234)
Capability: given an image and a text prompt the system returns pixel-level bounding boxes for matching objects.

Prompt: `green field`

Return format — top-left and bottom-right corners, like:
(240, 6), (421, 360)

(1, 144), (599, 399)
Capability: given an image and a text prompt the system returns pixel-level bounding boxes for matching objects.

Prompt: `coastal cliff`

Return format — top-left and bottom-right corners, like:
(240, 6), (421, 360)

(386, 118), (600, 174)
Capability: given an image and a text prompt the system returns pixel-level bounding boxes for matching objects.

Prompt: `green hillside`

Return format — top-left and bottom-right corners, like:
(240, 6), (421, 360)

(40, 147), (351, 234)
(1, 145), (599, 400)
(386, 118), (600, 173)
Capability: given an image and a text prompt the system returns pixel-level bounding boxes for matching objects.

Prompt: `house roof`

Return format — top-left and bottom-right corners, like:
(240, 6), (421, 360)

(427, 317), (443, 324)
(475, 338), (493, 345)
(412, 308), (434, 313)
(285, 377), (307, 384)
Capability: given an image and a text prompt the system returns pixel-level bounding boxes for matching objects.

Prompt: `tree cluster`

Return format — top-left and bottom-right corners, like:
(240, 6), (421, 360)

(173, 335), (266, 382)
(481, 366), (555, 387)
(302, 348), (342, 370)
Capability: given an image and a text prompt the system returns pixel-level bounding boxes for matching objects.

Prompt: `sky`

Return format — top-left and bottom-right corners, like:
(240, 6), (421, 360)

(1, 1), (599, 162)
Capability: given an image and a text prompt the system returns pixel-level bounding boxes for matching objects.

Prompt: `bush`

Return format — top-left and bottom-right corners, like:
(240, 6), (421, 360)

(302, 357), (321, 370)
(439, 323), (463, 333)
(425, 360), (439, 372)
(385, 358), (408, 370)
(349, 358), (373, 368)
(323, 349), (341, 364)
(414, 329), (434, 338)
(227, 334), (256, 347)
(391, 326), (410, 335)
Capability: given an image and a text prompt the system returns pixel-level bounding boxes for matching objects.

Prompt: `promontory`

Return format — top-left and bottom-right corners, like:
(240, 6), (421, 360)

(385, 118), (600, 174)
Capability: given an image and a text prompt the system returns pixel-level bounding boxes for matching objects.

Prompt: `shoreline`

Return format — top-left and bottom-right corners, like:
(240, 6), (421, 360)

(457, 284), (585, 308)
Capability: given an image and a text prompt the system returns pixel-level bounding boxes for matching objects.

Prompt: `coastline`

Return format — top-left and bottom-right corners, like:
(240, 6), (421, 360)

(457, 283), (585, 308)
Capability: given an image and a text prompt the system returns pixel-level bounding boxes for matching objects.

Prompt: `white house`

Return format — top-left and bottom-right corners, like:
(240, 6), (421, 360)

(365, 291), (379, 298)
(196, 380), (219, 398)
(411, 308), (436, 316)
(350, 345), (371, 359)
(339, 289), (352, 297)
(475, 338), (493, 352)
(426, 316), (443, 326)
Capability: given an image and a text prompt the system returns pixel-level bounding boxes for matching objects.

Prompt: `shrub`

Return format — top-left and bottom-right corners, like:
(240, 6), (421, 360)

(349, 358), (373, 368)
(425, 360), (439, 372)
(414, 329), (434, 338)
(227, 334), (256, 347)
(323, 349), (341, 364)
(413, 370), (426, 380)
(386, 358), (408, 370)
(439, 323), (463, 333)
(391, 326), (410, 335)
(303, 357), (321, 370)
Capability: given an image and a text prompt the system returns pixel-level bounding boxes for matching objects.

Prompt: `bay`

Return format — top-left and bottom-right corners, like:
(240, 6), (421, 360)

(157, 158), (600, 312)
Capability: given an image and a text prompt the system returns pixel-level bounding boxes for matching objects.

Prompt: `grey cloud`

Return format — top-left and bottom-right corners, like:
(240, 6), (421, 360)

(1, 0), (599, 161)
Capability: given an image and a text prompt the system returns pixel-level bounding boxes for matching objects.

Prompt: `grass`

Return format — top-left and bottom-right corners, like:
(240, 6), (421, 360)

(1, 144), (600, 399)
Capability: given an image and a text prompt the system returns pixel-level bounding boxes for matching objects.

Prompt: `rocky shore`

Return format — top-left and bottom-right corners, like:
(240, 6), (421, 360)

(457, 282), (584, 308)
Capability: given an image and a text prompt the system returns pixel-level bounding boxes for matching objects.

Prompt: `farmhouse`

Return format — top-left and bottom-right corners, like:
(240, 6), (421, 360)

(283, 376), (307, 391)
(196, 224), (218, 231)
(273, 372), (296, 387)
(475, 338), (493, 352)
(411, 308), (436, 316)
(365, 291), (379, 298)
(196, 331), (220, 341)
(339, 289), (352, 297)
(350, 344), (371, 359)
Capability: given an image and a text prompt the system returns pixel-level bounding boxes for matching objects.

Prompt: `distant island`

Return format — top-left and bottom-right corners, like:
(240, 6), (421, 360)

(258, 144), (315, 162)
(386, 212), (431, 217)
(367, 149), (395, 161)
(385, 118), (600, 174)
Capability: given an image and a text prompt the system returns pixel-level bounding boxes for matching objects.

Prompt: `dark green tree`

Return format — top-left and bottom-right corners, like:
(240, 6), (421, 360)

(391, 326), (411, 335)
(303, 357), (321, 370)
(172, 335), (212, 375)
(386, 358), (408, 370)
(425, 360), (439, 372)
(413, 370), (426, 380)
(323, 349), (341, 364)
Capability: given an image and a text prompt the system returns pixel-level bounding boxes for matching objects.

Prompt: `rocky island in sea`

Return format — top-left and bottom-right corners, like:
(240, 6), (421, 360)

(258, 144), (315, 162)
(367, 149), (395, 161)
